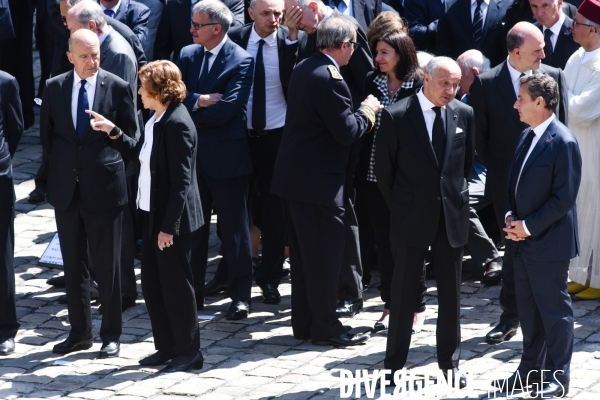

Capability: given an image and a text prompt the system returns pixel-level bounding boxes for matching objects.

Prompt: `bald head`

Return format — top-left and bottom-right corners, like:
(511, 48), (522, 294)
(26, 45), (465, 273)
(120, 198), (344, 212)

(457, 50), (490, 96)
(68, 28), (99, 51)
(67, 29), (100, 79)
(507, 22), (545, 72)
(423, 57), (461, 107)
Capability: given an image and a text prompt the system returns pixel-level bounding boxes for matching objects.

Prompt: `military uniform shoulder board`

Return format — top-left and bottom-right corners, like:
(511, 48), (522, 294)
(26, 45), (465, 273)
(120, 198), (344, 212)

(328, 65), (343, 80)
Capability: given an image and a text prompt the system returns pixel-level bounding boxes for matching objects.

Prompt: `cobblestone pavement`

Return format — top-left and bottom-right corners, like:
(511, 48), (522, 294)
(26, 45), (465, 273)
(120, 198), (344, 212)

(1, 52), (600, 400)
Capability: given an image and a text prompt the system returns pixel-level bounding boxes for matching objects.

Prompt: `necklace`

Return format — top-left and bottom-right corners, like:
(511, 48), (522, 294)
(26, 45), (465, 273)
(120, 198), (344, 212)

(387, 81), (402, 97)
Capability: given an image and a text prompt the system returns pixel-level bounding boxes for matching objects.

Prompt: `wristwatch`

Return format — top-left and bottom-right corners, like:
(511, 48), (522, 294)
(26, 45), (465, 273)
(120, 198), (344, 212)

(108, 126), (122, 140)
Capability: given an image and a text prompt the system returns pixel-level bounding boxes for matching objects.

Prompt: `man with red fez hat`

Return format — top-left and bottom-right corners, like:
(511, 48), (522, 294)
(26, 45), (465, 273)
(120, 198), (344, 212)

(564, 0), (600, 302)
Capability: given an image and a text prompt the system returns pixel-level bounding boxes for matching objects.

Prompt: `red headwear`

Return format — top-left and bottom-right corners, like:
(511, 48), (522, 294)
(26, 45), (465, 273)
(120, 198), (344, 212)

(579, 0), (600, 25)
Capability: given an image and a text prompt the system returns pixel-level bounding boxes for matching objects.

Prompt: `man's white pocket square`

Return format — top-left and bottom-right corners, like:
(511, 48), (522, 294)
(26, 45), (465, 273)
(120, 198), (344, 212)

(456, 128), (464, 133)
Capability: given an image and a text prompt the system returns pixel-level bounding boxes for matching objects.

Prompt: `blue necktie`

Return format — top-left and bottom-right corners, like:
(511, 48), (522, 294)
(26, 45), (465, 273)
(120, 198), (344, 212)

(197, 52), (212, 91)
(252, 40), (266, 132)
(104, 9), (115, 18)
(76, 79), (89, 141)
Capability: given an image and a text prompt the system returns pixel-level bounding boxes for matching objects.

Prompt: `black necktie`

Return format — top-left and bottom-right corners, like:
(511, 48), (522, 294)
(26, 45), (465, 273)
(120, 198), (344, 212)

(197, 51), (212, 91)
(509, 129), (536, 216)
(252, 39), (266, 132)
(76, 79), (89, 141)
(431, 106), (445, 164)
(544, 29), (554, 62)
(473, 0), (484, 43)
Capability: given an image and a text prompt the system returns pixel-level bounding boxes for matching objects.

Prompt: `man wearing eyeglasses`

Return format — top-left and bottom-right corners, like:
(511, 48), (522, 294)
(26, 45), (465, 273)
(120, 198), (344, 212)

(563, 0), (600, 301)
(177, 0), (256, 320)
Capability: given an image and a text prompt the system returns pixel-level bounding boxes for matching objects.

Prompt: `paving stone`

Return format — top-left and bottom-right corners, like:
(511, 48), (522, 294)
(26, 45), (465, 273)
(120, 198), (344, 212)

(67, 389), (115, 399)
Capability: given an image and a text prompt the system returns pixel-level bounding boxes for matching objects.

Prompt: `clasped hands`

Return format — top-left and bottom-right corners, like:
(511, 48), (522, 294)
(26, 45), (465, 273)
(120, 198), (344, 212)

(504, 215), (529, 241)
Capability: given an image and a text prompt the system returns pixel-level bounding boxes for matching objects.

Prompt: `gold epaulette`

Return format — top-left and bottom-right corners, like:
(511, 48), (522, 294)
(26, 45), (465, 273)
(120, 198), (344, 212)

(328, 65), (343, 80)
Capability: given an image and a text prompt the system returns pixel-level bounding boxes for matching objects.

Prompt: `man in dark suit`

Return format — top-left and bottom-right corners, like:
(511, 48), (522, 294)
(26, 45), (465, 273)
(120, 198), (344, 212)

(272, 14), (380, 346)
(136, 0), (164, 60)
(376, 56), (474, 387)
(40, 29), (137, 358)
(324, 0), (382, 31)
(215, 0), (298, 304)
(155, 0), (245, 61)
(99, 0), (150, 50)
(437, 0), (511, 67)
(285, 0), (373, 317)
(469, 21), (569, 344)
(493, 74), (580, 398)
(531, 0), (580, 69)
(0, 70), (23, 356)
(404, 0), (446, 53)
(177, 0), (255, 319)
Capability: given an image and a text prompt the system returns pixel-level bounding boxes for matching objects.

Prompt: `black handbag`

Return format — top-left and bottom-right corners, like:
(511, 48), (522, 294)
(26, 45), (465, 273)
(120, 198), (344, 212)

(0, 0), (16, 41)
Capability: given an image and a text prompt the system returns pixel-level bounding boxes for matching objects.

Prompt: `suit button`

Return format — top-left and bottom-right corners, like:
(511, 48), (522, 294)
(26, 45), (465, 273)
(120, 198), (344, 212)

(440, 174), (444, 179)
(437, 197), (441, 200)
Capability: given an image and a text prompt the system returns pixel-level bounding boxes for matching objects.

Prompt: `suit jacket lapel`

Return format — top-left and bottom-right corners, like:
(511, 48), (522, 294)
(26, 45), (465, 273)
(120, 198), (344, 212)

(62, 71), (77, 137)
(554, 17), (573, 60)
(441, 101), (459, 171)
(276, 26), (286, 71)
(192, 47), (205, 92)
(521, 120), (556, 173)
(204, 40), (231, 86)
(407, 96), (439, 168)
(351, 0), (367, 30)
(495, 62), (522, 127)
(100, 33), (112, 68)
(240, 24), (252, 49)
(457, 0), (475, 47)
(481, 0), (501, 47)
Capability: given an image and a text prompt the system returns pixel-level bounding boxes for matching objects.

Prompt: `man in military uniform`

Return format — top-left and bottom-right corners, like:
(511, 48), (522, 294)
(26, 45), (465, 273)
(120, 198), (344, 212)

(271, 14), (382, 346)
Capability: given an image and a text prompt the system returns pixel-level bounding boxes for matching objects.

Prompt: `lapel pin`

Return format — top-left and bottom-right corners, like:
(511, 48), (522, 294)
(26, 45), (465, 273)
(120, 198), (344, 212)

(546, 139), (549, 143)
(101, 82), (105, 87)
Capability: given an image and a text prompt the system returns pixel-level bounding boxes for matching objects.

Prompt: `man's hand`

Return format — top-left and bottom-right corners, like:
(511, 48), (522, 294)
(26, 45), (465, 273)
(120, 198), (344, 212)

(503, 217), (528, 241)
(283, 6), (302, 41)
(158, 231), (174, 251)
(361, 95), (384, 113)
(197, 93), (223, 108)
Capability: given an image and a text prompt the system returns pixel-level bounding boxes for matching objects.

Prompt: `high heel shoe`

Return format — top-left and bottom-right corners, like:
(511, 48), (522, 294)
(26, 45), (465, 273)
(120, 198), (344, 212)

(163, 351), (204, 373)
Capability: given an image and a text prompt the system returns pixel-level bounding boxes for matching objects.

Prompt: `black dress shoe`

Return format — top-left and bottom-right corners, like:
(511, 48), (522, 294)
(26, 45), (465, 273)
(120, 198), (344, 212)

(335, 299), (363, 318)
(373, 320), (389, 333)
(313, 331), (370, 346)
(491, 371), (542, 390)
(486, 323), (518, 343)
(0, 338), (15, 355)
(164, 351), (204, 373)
(28, 187), (46, 204)
(295, 326), (353, 341)
(441, 368), (467, 389)
(226, 301), (249, 320)
(204, 279), (228, 295)
(53, 336), (93, 354)
(46, 276), (66, 288)
(482, 261), (502, 285)
(99, 341), (120, 358)
(260, 284), (281, 304)
(57, 294), (68, 304)
(140, 349), (178, 366)
(122, 294), (137, 312)
(530, 380), (569, 398)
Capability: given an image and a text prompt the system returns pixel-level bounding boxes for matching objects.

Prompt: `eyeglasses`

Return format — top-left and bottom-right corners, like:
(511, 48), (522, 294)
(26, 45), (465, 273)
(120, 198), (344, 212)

(191, 20), (218, 30)
(348, 41), (359, 50)
(572, 19), (596, 30)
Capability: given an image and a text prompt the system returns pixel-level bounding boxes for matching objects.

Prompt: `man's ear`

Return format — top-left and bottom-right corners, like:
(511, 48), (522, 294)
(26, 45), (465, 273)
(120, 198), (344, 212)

(248, 6), (255, 21)
(471, 67), (480, 76)
(67, 51), (74, 65)
(308, 2), (318, 13)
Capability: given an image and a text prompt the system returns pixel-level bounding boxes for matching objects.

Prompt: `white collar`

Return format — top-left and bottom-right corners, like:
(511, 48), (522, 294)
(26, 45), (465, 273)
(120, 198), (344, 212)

(472, 0), (490, 5)
(506, 57), (532, 85)
(249, 24), (277, 46)
(416, 87), (444, 113)
(531, 114), (555, 136)
(73, 70), (98, 90)
(100, 0), (122, 14)
(205, 34), (228, 55)
(321, 6), (334, 24)
(322, 53), (340, 71)
(543, 12), (565, 37)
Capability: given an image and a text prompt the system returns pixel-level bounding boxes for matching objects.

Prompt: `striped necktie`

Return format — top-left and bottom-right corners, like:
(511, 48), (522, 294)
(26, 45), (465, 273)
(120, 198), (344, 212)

(473, 0), (484, 43)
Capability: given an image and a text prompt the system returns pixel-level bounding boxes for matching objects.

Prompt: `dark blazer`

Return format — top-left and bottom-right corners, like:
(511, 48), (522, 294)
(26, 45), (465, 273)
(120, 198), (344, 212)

(0, 70), (22, 179)
(39, 69), (137, 212)
(469, 60), (568, 201)
(405, 0), (446, 52)
(114, 102), (203, 236)
(271, 52), (371, 208)
(504, 2), (577, 36)
(0, 0), (15, 40)
(296, 13), (373, 107)
(177, 38), (254, 179)
(437, 0), (511, 67)
(136, 0), (164, 60)
(228, 23), (298, 99)
(107, 16), (148, 69)
(106, 0), (150, 50)
(352, 0), (383, 32)
(536, 16), (580, 70)
(506, 118), (581, 261)
(375, 94), (475, 248)
(155, 0), (244, 62)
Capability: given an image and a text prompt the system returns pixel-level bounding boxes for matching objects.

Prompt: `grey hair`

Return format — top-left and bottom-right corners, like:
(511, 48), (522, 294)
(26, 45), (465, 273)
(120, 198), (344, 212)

(193, 0), (234, 34)
(417, 51), (434, 70)
(70, 0), (107, 27)
(249, 0), (257, 8)
(423, 56), (460, 77)
(316, 14), (358, 50)
(581, 15), (600, 37)
(519, 74), (559, 110)
(457, 51), (490, 74)
(66, 0), (85, 7)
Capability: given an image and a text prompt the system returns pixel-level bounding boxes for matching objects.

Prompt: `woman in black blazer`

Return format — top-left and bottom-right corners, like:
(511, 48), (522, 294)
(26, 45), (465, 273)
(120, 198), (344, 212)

(356, 27), (424, 333)
(87, 60), (203, 373)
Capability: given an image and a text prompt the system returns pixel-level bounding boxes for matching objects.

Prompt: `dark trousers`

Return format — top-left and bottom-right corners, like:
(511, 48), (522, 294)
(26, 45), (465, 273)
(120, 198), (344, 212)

(338, 191), (363, 301)
(54, 188), (123, 342)
(141, 213), (200, 357)
(356, 180), (426, 311)
(0, 182), (18, 340)
(190, 169), (252, 304)
(120, 176), (138, 299)
(35, 151), (48, 190)
(35, 13), (56, 99)
(513, 255), (573, 383)
(248, 129), (286, 288)
(284, 199), (346, 341)
(385, 213), (462, 371)
(492, 195), (520, 329)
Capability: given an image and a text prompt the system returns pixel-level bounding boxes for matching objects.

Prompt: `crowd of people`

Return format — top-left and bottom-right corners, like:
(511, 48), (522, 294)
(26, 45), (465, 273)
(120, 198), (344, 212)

(0, 0), (597, 396)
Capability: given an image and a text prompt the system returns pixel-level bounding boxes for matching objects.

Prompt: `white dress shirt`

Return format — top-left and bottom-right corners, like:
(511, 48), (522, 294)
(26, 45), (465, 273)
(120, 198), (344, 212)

(506, 114), (555, 235)
(416, 88), (447, 142)
(100, 0), (122, 15)
(471, 0), (490, 29)
(137, 111), (165, 212)
(507, 57), (533, 98)
(542, 12), (565, 50)
(71, 71), (97, 130)
(246, 25), (287, 130)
